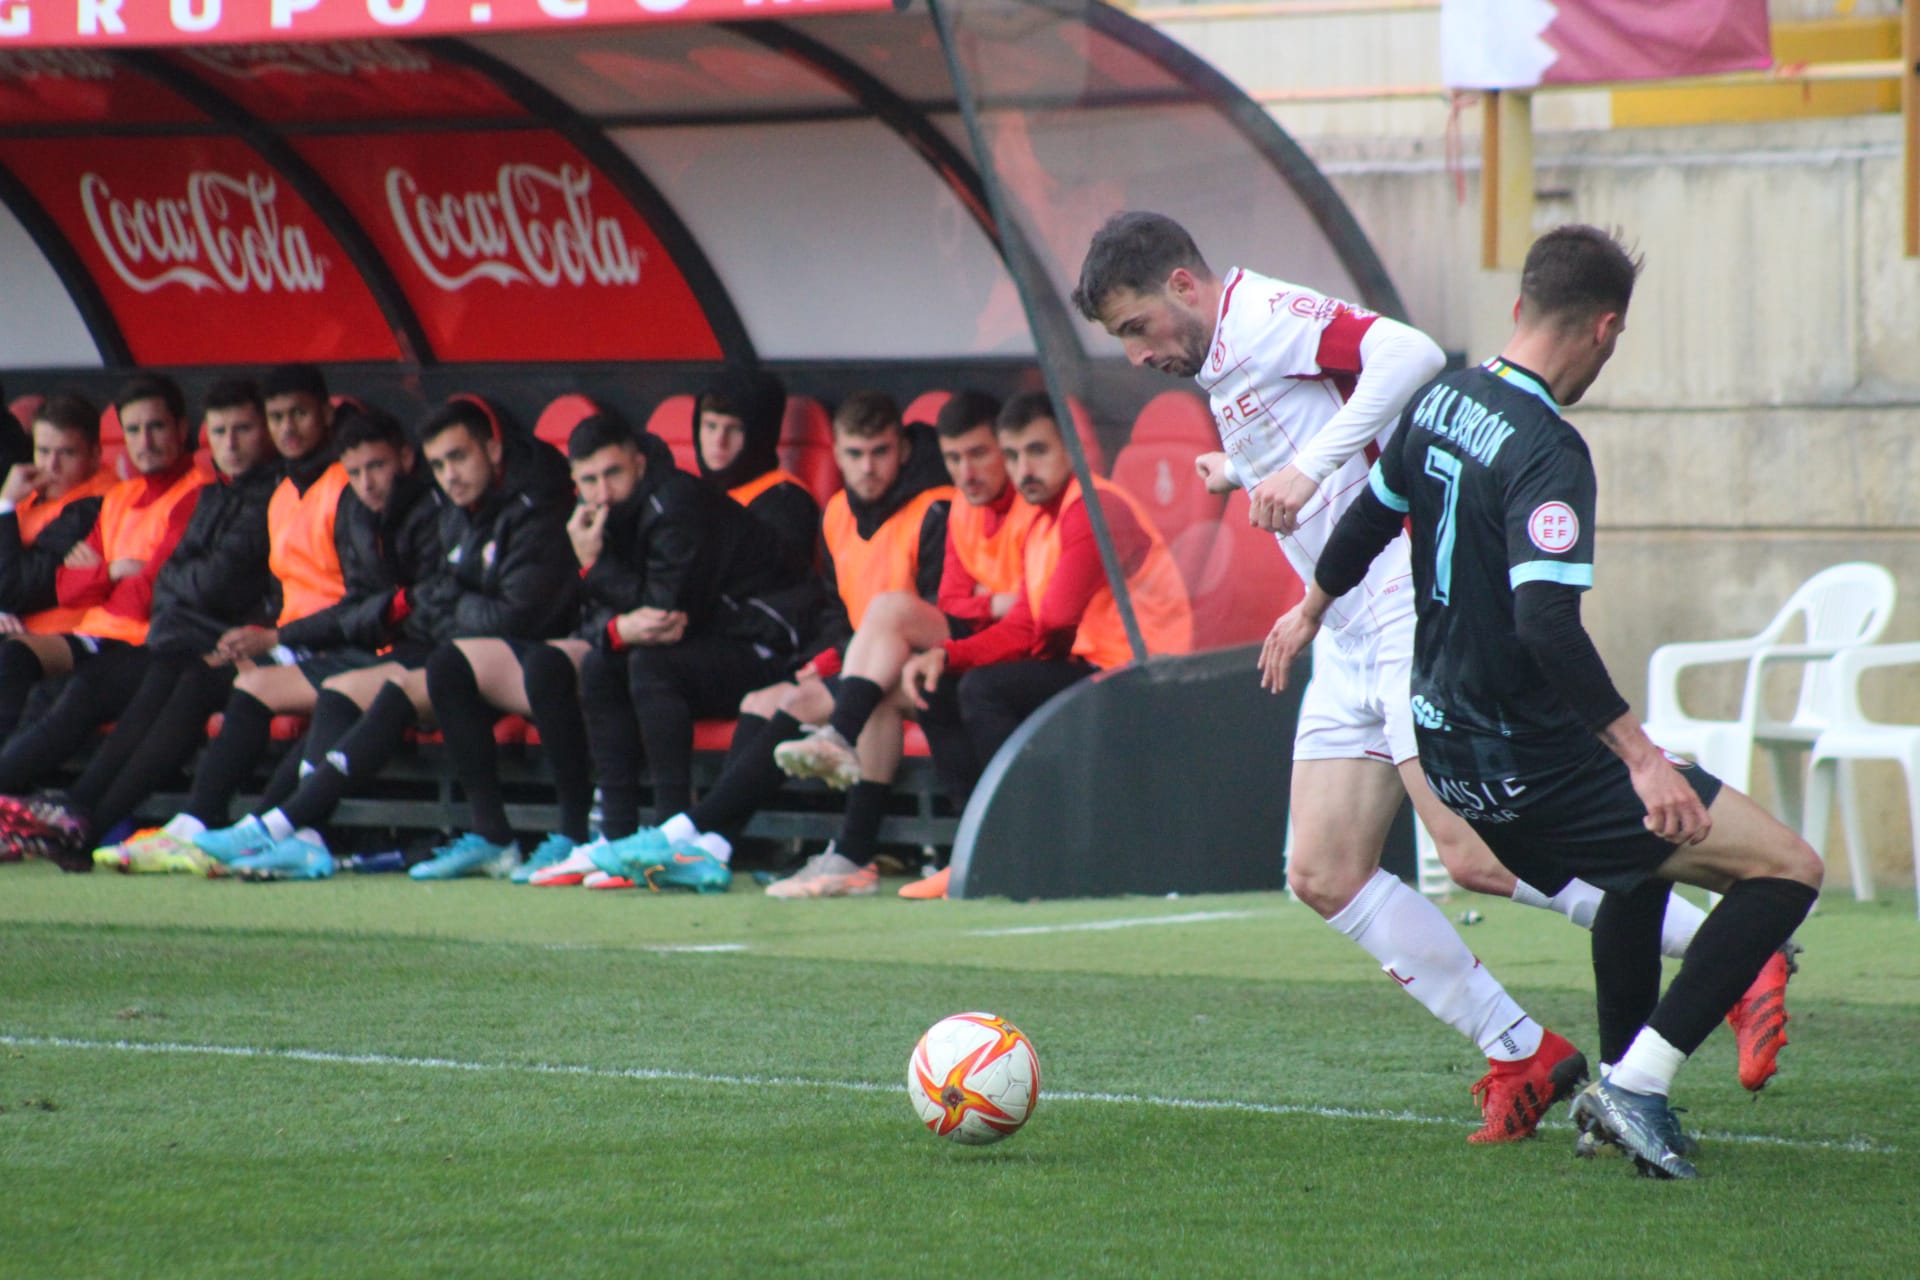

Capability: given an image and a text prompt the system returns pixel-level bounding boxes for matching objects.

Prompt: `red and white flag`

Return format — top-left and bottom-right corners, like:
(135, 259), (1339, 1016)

(1442, 0), (1772, 90)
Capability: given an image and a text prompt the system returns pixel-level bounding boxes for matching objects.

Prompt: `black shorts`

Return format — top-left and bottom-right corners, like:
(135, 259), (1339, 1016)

(944, 614), (977, 642)
(1423, 741), (1724, 895)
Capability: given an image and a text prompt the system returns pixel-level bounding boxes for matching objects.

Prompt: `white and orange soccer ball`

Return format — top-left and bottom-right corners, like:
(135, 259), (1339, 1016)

(907, 1012), (1041, 1145)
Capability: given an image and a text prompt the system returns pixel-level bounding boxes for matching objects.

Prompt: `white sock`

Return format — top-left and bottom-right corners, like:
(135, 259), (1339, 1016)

(1329, 868), (1540, 1061)
(660, 813), (697, 844)
(1657, 894), (1707, 960)
(693, 832), (731, 864)
(1512, 878), (1709, 961)
(162, 814), (206, 839)
(1610, 1028), (1685, 1097)
(260, 809), (295, 842)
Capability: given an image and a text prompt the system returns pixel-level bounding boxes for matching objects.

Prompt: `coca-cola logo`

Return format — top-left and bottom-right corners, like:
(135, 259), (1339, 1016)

(79, 170), (329, 295)
(385, 163), (644, 292)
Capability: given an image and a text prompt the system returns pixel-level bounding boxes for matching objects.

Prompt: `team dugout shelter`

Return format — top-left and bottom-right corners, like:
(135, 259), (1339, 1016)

(0, 0), (1416, 899)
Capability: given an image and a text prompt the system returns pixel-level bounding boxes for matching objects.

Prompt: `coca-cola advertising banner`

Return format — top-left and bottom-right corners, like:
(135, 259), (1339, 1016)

(0, 0), (892, 49)
(0, 135), (402, 364)
(0, 49), (204, 123)
(296, 130), (721, 362)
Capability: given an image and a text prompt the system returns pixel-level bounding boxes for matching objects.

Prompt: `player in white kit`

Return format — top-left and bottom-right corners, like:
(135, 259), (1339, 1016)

(1073, 212), (1712, 1141)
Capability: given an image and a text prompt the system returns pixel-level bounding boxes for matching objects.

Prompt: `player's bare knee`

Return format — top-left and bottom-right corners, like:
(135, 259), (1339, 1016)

(1771, 832), (1824, 890)
(1432, 833), (1516, 897)
(739, 685), (786, 719)
(1286, 859), (1368, 919)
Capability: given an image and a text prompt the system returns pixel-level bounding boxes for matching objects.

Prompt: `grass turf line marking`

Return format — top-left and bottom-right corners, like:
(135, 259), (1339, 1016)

(0, 1034), (1889, 1155)
(968, 910), (1259, 937)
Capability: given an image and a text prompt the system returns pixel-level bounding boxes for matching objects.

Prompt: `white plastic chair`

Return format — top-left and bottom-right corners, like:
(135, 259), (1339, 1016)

(1801, 643), (1920, 916)
(1643, 562), (1897, 829)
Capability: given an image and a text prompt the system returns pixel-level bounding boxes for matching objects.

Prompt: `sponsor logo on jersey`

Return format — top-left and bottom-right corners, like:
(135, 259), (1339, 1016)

(1411, 694), (1448, 731)
(1527, 501), (1579, 553)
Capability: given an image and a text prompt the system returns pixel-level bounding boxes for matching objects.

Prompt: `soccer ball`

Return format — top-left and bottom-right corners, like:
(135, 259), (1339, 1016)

(907, 1012), (1040, 1145)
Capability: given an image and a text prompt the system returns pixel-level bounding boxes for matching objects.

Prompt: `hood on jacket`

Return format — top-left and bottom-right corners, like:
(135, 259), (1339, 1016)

(693, 368), (786, 492)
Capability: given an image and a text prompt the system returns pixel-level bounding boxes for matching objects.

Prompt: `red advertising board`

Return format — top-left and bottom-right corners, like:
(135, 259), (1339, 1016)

(0, 47), (204, 123)
(0, 136), (403, 364)
(0, 0), (893, 50)
(162, 41), (524, 123)
(296, 130), (721, 362)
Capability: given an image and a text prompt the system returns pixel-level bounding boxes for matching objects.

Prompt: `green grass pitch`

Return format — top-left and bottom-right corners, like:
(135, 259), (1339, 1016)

(2, 865), (1916, 1279)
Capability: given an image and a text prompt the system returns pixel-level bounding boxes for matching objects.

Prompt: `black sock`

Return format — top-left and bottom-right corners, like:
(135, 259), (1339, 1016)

(580, 650), (642, 840)
(303, 689), (366, 769)
(689, 711), (800, 837)
(0, 640), (46, 745)
(425, 645), (511, 845)
(279, 683), (418, 832)
(80, 663), (230, 835)
(189, 690), (274, 825)
(1647, 876), (1817, 1056)
(258, 736), (307, 812)
(827, 676), (884, 747)
(522, 645), (593, 843)
(630, 655), (695, 823)
(836, 781), (890, 866)
(1591, 880), (1670, 1066)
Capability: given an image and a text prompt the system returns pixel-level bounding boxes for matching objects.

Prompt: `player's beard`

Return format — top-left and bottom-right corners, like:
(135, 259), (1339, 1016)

(1157, 308), (1212, 378)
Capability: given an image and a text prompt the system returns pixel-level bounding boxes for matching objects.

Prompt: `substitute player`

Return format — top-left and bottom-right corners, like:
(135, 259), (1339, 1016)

(1269, 225), (1820, 1178)
(1073, 212), (1690, 1143)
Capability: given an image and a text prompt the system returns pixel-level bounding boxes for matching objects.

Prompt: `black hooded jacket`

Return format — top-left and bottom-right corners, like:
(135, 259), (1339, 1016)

(0, 492), (105, 616)
(407, 436), (578, 644)
(579, 431), (803, 650)
(692, 370), (819, 579)
(799, 421), (952, 664)
(277, 468), (443, 654)
(145, 461), (282, 654)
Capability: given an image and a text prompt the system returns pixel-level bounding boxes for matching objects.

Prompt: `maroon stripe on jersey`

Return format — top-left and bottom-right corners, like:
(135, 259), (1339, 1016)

(1218, 267), (1244, 323)
(1315, 309), (1376, 374)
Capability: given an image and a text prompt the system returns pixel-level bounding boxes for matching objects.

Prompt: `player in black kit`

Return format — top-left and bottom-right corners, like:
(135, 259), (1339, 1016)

(1264, 225), (1822, 1179)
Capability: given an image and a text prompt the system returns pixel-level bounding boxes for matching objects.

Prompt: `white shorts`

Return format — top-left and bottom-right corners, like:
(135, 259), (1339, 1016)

(1292, 614), (1417, 766)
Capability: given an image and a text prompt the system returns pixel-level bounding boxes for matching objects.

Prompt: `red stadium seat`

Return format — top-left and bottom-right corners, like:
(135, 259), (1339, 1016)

(1064, 396), (1107, 476)
(903, 390), (950, 428)
(97, 404), (131, 480)
(645, 394), (702, 473)
(1184, 489), (1305, 650)
(205, 713), (310, 743)
(535, 393), (600, 452)
(780, 395), (841, 506)
(691, 717), (930, 757)
(1109, 391), (1225, 547)
(9, 393), (43, 429)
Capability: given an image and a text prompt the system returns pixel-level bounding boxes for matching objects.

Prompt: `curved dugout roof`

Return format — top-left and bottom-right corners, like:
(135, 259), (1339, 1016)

(0, 0), (1404, 374)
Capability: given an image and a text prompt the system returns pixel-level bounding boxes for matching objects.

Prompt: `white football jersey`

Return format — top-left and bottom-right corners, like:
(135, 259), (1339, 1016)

(1195, 267), (1415, 637)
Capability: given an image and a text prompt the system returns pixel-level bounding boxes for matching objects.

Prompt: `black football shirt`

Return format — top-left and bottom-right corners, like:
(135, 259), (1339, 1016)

(1368, 357), (1599, 780)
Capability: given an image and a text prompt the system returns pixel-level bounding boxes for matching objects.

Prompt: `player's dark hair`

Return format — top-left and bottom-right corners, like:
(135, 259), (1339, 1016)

(567, 410), (639, 462)
(114, 373), (186, 423)
(1072, 211), (1214, 321)
(832, 390), (901, 440)
(415, 399), (495, 451)
(1520, 225), (1643, 327)
(995, 390), (1057, 435)
(261, 363), (329, 404)
(934, 390), (1002, 440)
(33, 392), (100, 445)
(202, 377), (264, 420)
(334, 404), (408, 455)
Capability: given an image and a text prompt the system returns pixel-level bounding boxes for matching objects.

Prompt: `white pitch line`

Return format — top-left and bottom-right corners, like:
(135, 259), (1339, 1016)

(0, 1034), (1888, 1155)
(968, 910), (1258, 937)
